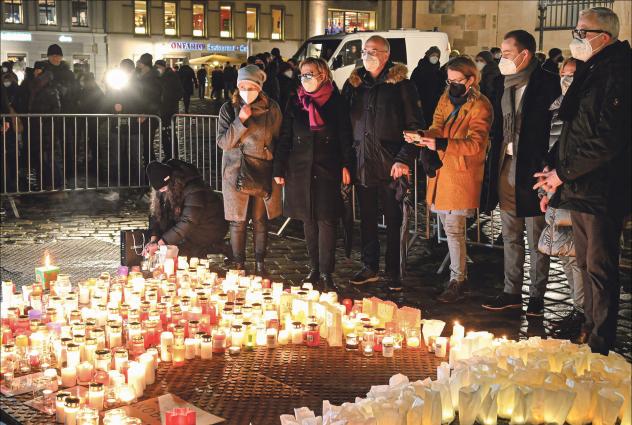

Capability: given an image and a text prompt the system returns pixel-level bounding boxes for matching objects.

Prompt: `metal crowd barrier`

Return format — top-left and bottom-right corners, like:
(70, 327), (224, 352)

(1, 114), (163, 199)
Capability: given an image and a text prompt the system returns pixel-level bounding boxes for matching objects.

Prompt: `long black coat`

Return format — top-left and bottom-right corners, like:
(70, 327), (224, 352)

(273, 90), (354, 221)
(135, 69), (161, 116)
(159, 69), (184, 121)
(178, 65), (196, 96)
(479, 62), (504, 107)
(342, 62), (423, 186)
(150, 160), (228, 257)
(410, 57), (444, 125)
(480, 63), (560, 216)
(549, 40), (631, 217)
(45, 61), (78, 113)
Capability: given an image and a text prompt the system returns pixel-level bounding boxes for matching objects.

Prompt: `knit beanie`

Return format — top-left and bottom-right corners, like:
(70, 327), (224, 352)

(47, 44), (63, 56)
(237, 64), (266, 89)
(146, 161), (172, 190)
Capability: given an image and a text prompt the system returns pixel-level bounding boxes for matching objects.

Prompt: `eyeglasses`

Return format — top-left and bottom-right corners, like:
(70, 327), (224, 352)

(299, 73), (321, 82)
(446, 78), (468, 85)
(361, 49), (387, 57)
(571, 28), (611, 40)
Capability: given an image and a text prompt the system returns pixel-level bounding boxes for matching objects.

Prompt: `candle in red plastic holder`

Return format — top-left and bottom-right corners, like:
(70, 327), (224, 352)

(165, 407), (196, 425)
(342, 299), (353, 315)
(262, 278), (271, 289)
(305, 323), (320, 347)
(211, 329), (226, 354)
(1, 327), (13, 344)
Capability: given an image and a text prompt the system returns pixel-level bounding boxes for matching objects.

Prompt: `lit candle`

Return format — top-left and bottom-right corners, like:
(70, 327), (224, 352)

(452, 321), (465, 339)
(77, 361), (94, 384)
(164, 258), (175, 277)
(449, 343), (462, 368)
(407, 335), (420, 348)
(66, 343), (80, 369)
(35, 252), (60, 291)
(139, 352), (156, 385)
(55, 391), (70, 423)
(43, 368), (59, 392)
(64, 396), (80, 425)
(291, 322), (303, 344)
(184, 338), (197, 359)
(61, 364), (77, 387)
(435, 337), (448, 358)
(277, 330), (290, 345)
(117, 384), (136, 404)
(160, 331), (174, 362)
(88, 382), (104, 411)
(200, 334), (213, 359)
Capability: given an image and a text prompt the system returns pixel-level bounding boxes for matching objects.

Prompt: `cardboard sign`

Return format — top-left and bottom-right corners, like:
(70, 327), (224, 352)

(119, 393), (224, 425)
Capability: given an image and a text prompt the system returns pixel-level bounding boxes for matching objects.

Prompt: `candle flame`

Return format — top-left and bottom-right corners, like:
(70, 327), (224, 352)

(44, 252), (51, 267)
(454, 320), (460, 325)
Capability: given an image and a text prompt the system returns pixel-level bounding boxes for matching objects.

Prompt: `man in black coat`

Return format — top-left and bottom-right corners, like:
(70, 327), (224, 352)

(223, 63), (237, 99)
(155, 60), (183, 160)
(135, 53), (162, 165)
(410, 46), (444, 126)
(342, 35), (423, 291)
(145, 159), (228, 258)
(196, 65), (207, 99)
(481, 30), (560, 315)
(210, 66), (224, 100)
(535, 7), (630, 354)
(178, 63), (196, 113)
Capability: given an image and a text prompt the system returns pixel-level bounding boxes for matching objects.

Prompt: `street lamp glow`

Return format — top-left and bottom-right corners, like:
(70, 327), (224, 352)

(106, 68), (130, 91)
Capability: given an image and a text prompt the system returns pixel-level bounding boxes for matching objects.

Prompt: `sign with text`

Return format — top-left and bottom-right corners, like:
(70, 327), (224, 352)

(168, 41), (247, 53)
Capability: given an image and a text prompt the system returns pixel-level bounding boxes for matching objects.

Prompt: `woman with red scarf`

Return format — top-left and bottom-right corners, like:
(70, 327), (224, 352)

(273, 57), (354, 290)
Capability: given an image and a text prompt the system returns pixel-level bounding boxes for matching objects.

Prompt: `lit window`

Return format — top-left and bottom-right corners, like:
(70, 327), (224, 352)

(327, 9), (375, 34)
(164, 1), (177, 36)
(219, 5), (232, 38)
(3, 0), (23, 24)
(38, 0), (56, 25)
(271, 7), (283, 40)
(71, 0), (88, 27)
(246, 6), (258, 39)
(192, 3), (205, 37)
(134, 0), (148, 34)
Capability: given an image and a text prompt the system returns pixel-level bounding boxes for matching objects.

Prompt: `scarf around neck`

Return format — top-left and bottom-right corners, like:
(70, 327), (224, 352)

(501, 57), (538, 150)
(297, 80), (334, 131)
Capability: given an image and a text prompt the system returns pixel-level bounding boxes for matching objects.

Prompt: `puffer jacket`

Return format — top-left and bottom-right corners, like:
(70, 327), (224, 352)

(342, 62), (423, 186)
(217, 92), (283, 221)
(549, 40), (631, 217)
(149, 159), (228, 257)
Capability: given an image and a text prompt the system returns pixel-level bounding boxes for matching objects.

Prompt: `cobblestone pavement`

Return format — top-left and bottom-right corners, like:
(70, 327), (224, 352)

(1, 99), (630, 360)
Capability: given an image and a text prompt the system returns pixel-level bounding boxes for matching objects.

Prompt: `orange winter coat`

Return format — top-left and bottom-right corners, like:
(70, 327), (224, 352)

(424, 88), (493, 211)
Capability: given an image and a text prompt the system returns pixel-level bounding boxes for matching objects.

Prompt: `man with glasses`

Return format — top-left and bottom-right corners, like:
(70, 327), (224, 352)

(534, 7), (630, 354)
(481, 30), (560, 316)
(341, 35), (423, 292)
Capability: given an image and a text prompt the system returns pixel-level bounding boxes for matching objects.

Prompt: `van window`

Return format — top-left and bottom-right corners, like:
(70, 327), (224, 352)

(339, 39), (362, 67)
(387, 38), (407, 64)
(294, 39), (342, 62)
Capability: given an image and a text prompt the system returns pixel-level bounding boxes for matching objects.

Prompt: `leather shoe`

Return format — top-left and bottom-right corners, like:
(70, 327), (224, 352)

(255, 261), (267, 277)
(320, 273), (335, 291)
(303, 270), (320, 285)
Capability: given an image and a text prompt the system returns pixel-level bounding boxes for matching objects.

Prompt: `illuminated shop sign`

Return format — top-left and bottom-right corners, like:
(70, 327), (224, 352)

(168, 41), (247, 53)
(1, 32), (32, 41)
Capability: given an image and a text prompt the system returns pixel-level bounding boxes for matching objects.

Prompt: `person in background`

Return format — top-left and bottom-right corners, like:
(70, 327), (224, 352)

(490, 47), (502, 63)
(273, 57), (354, 290)
(155, 60), (183, 160)
(1, 71), (19, 106)
(535, 52), (547, 63)
(262, 53), (280, 101)
(481, 30), (560, 316)
(135, 53), (162, 165)
(178, 61), (197, 114)
(475, 50), (504, 107)
(411, 46), (444, 126)
(277, 61), (297, 113)
(342, 35), (423, 292)
(543, 47), (564, 75)
(210, 66), (225, 100)
(223, 62), (238, 100)
(270, 48), (283, 69)
(534, 7), (630, 353)
(405, 56), (493, 303)
(144, 159), (229, 258)
(1, 61), (18, 83)
(196, 64), (207, 99)
(217, 65), (283, 275)
(247, 56), (257, 65)
(76, 72), (105, 181)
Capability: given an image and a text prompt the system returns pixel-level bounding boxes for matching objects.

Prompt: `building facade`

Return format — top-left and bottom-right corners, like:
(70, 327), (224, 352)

(390, 0), (631, 56)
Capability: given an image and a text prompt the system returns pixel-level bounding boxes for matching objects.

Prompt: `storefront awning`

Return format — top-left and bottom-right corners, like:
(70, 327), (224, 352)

(189, 54), (242, 65)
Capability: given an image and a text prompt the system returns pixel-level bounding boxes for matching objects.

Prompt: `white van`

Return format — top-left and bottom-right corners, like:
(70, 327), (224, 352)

(292, 29), (451, 90)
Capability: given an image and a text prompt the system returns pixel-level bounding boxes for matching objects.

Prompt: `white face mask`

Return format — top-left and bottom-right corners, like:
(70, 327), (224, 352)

(284, 70), (293, 79)
(1, 67), (7, 73)
(429, 56), (439, 65)
(301, 78), (320, 93)
(569, 35), (603, 62)
(498, 50), (527, 76)
(362, 54), (380, 72)
(3, 81), (11, 87)
(239, 90), (258, 104)
(493, 53), (502, 60)
(560, 75), (573, 95)
(475, 61), (485, 71)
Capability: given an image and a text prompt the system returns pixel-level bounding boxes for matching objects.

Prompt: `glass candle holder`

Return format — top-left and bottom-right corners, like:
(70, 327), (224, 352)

(88, 382), (104, 411)
(345, 334), (359, 351)
(94, 349), (112, 372)
(305, 323), (320, 348)
(56, 391), (71, 423)
(64, 396), (80, 425)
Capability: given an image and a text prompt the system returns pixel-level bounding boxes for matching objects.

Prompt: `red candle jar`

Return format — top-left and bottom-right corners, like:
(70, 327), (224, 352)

(342, 299), (353, 315)
(305, 323), (320, 347)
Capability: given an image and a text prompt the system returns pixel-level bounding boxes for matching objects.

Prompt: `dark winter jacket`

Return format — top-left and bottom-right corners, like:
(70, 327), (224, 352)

(277, 74), (297, 114)
(410, 57), (444, 125)
(135, 69), (161, 116)
(149, 159), (228, 257)
(479, 62), (504, 107)
(273, 90), (355, 221)
(342, 62), (423, 186)
(77, 84), (105, 114)
(2, 82), (19, 107)
(211, 69), (224, 89)
(159, 68), (184, 120)
(44, 61), (78, 113)
(263, 62), (280, 102)
(196, 68), (207, 83)
(480, 63), (560, 216)
(178, 65), (196, 96)
(549, 40), (631, 217)
(224, 66), (238, 88)
(542, 58), (560, 75)
(29, 71), (61, 113)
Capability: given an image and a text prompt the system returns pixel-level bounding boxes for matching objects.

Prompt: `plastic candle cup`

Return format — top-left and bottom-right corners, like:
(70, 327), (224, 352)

(77, 361), (94, 384)
(435, 337), (448, 358)
(382, 336), (394, 358)
(291, 322), (303, 344)
(184, 338), (197, 359)
(160, 331), (174, 362)
(88, 382), (105, 411)
(64, 396), (80, 425)
(277, 329), (290, 345)
(56, 391), (71, 423)
(200, 334), (213, 359)
(61, 364), (77, 387)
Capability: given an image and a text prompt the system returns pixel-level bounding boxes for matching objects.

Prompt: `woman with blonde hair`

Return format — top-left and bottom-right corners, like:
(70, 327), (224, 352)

(273, 57), (354, 289)
(405, 56), (493, 303)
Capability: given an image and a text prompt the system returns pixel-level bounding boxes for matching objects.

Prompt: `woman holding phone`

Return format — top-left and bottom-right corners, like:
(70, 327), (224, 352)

(404, 56), (493, 303)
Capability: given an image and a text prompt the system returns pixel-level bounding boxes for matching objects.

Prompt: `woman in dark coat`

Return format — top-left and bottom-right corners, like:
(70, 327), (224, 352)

(475, 51), (504, 107)
(144, 159), (228, 259)
(273, 57), (354, 289)
(410, 46), (444, 126)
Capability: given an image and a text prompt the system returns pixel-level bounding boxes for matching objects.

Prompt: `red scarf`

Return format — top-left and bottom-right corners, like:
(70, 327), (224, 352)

(297, 81), (334, 131)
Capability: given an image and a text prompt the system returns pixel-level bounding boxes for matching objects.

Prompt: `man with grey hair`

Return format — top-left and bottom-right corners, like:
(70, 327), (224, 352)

(535, 7), (630, 354)
(342, 35), (423, 292)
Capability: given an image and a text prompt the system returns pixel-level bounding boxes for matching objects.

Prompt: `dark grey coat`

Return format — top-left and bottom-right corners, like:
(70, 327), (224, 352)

(217, 93), (283, 221)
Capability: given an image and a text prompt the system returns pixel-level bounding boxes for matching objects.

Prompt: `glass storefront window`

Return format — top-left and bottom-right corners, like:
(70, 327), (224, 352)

(327, 9), (375, 34)
(246, 6), (258, 39)
(192, 3), (205, 37)
(219, 5), (232, 38)
(164, 1), (177, 36)
(3, 0), (23, 24)
(71, 0), (88, 27)
(38, 0), (56, 25)
(271, 7), (284, 40)
(134, 0), (148, 34)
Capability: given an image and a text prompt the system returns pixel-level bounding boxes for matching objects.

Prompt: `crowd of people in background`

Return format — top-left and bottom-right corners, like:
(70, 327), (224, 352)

(1, 6), (629, 356)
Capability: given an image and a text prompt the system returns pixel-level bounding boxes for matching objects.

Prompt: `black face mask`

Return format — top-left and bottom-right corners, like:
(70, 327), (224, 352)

(449, 82), (467, 97)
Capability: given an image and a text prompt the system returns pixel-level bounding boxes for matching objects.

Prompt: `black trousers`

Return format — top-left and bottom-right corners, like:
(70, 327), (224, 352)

(198, 81), (206, 99)
(303, 219), (337, 274)
(571, 211), (623, 354)
(183, 94), (191, 114)
(229, 195), (268, 263)
(357, 183), (403, 277)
